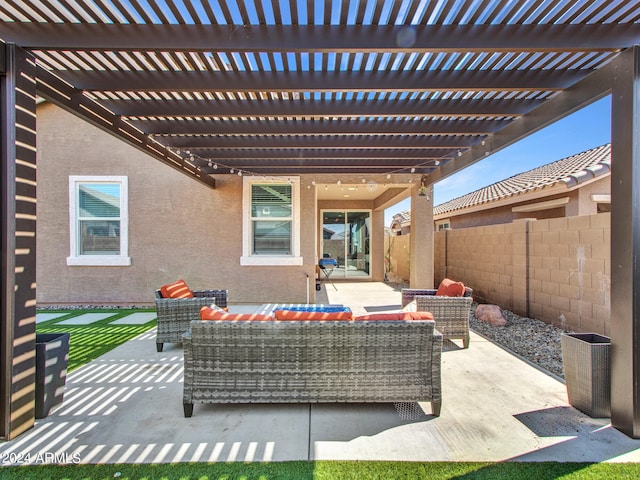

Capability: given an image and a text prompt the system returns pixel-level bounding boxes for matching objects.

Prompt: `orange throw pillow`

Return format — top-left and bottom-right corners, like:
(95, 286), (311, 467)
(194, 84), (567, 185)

(274, 310), (353, 321)
(404, 311), (435, 320)
(160, 279), (194, 298)
(436, 278), (465, 297)
(199, 306), (272, 321)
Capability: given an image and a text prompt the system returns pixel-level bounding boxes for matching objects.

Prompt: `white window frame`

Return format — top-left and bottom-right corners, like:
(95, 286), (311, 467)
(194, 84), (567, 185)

(67, 175), (131, 266)
(241, 176), (302, 266)
(436, 219), (451, 231)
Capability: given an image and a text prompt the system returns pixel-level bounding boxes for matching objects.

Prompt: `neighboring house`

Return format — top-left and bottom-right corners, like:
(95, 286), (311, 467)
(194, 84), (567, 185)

(390, 144), (611, 233)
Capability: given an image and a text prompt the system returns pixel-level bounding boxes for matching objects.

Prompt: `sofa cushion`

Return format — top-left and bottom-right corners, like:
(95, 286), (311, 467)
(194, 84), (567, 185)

(354, 312), (406, 321)
(354, 311), (434, 321)
(404, 311), (435, 320)
(274, 310), (353, 321)
(160, 279), (194, 299)
(199, 306), (272, 321)
(436, 278), (465, 297)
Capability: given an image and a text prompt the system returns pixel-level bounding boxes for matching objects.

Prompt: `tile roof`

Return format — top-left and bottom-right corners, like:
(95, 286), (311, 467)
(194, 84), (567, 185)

(393, 143), (610, 224)
(433, 143), (610, 216)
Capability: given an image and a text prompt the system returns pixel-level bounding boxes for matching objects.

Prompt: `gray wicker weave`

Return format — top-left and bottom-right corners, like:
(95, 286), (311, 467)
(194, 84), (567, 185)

(182, 319), (443, 418)
(154, 289), (228, 352)
(561, 333), (611, 417)
(413, 293), (473, 348)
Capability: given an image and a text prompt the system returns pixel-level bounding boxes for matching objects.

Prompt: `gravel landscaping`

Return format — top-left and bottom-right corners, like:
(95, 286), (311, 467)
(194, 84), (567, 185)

(470, 304), (570, 379)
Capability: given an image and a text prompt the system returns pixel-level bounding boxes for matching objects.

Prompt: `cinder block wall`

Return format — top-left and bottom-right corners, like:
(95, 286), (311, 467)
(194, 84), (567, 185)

(443, 223), (517, 311)
(385, 234), (410, 281)
(388, 212), (611, 335)
(527, 214), (610, 334)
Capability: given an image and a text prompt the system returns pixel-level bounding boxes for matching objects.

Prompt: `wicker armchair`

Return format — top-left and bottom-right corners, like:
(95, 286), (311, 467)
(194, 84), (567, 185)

(402, 287), (473, 349)
(154, 289), (227, 352)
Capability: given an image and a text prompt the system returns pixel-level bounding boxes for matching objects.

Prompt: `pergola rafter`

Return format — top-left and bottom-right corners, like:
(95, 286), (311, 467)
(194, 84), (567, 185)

(2, 23), (638, 52)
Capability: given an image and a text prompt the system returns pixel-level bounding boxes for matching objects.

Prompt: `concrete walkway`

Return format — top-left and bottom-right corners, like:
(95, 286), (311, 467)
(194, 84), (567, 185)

(2, 282), (640, 464)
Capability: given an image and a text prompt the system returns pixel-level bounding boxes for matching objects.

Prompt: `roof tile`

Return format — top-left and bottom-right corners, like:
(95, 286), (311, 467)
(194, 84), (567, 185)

(426, 143), (610, 217)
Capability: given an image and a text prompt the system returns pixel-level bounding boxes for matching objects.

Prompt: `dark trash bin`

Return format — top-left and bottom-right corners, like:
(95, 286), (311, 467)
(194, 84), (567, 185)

(35, 333), (70, 418)
(561, 333), (610, 418)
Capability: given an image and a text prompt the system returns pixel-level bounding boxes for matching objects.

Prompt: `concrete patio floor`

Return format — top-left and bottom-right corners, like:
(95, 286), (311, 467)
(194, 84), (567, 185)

(2, 282), (640, 464)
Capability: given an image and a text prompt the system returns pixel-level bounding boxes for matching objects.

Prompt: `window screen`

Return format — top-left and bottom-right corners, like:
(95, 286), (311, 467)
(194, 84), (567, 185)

(251, 184), (292, 254)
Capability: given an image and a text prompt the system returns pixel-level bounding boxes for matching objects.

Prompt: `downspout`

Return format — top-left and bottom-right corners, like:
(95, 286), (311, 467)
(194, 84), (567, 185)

(525, 220), (530, 318)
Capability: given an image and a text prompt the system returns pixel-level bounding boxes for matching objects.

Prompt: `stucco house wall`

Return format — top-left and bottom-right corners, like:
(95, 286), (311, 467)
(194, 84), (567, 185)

(36, 104), (411, 306)
(36, 104), (319, 305)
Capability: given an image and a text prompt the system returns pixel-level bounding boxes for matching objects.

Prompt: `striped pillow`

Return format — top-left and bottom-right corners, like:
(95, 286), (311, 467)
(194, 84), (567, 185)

(199, 306), (272, 321)
(160, 279), (194, 299)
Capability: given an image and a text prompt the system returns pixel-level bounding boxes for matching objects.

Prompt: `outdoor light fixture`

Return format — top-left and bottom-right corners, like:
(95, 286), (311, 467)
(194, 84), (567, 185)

(418, 175), (428, 197)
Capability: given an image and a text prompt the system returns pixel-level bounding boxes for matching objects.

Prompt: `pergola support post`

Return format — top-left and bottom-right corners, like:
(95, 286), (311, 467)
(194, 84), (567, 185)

(611, 45), (640, 438)
(0, 43), (37, 440)
(409, 183), (434, 288)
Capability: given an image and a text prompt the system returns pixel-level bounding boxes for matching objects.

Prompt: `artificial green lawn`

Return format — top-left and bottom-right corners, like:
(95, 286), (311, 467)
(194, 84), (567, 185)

(35, 309), (157, 372)
(3, 460), (640, 479)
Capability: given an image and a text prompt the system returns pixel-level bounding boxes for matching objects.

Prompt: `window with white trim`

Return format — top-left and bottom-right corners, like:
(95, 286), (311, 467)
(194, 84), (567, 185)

(241, 177), (302, 266)
(67, 176), (130, 266)
(436, 219), (451, 231)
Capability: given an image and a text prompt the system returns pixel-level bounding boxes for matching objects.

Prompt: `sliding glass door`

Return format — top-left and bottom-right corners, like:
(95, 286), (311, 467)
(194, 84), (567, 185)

(321, 210), (370, 278)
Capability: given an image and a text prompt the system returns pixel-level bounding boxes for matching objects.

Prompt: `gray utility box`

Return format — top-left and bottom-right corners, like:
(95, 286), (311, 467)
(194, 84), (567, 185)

(35, 333), (70, 418)
(561, 333), (610, 418)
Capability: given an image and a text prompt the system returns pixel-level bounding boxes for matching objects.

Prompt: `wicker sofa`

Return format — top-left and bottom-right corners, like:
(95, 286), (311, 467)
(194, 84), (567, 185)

(402, 287), (473, 348)
(154, 289), (227, 352)
(182, 318), (443, 417)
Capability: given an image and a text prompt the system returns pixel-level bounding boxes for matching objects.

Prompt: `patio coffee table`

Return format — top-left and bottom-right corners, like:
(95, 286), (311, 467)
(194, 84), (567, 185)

(257, 303), (351, 316)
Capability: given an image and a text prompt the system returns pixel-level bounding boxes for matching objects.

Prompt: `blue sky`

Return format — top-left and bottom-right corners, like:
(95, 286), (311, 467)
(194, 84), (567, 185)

(384, 95), (612, 225)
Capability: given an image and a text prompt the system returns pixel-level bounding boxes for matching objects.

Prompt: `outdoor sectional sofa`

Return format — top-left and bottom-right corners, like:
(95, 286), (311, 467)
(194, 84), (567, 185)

(182, 316), (443, 418)
(154, 288), (228, 352)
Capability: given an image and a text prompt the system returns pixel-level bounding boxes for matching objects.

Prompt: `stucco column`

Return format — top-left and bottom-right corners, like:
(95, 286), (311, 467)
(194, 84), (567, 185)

(371, 208), (385, 281)
(409, 183), (434, 288)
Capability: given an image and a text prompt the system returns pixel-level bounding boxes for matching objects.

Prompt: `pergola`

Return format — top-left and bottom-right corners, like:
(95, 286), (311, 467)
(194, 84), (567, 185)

(1, 0), (640, 440)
